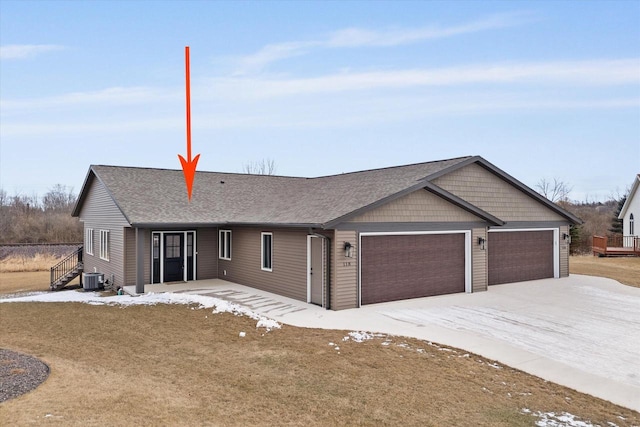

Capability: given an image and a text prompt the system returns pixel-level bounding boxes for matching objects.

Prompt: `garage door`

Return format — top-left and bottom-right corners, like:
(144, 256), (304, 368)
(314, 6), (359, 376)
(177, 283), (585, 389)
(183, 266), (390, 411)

(360, 233), (465, 305)
(488, 230), (554, 285)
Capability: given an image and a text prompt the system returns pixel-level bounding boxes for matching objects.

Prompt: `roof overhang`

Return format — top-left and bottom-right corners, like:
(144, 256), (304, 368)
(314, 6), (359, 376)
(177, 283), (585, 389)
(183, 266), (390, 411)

(130, 222), (324, 229)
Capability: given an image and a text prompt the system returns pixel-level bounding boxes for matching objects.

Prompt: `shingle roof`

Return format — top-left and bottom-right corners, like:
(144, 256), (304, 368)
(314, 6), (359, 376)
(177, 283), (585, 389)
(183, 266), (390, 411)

(76, 156), (474, 226)
(73, 155), (582, 227)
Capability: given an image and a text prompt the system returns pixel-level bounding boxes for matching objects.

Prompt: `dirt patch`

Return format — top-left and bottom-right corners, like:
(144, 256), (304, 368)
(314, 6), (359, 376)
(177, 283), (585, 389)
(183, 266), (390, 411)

(570, 255), (640, 287)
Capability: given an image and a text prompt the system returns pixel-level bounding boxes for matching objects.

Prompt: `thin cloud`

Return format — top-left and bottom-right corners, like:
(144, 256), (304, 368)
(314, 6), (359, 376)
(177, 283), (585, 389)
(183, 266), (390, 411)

(215, 59), (640, 99)
(1, 86), (178, 112)
(3, 59), (637, 114)
(0, 44), (66, 60)
(327, 12), (531, 47)
(234, 12), (533, 74)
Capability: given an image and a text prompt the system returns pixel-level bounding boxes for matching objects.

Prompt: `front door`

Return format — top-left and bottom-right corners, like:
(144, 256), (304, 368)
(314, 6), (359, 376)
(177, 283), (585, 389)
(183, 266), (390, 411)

(164, 233), (184, 282)
(310, 236), (323, 306)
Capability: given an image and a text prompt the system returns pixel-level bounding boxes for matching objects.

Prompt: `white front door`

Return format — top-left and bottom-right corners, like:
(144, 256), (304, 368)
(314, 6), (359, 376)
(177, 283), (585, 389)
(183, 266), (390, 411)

(307, 236), (324, 306)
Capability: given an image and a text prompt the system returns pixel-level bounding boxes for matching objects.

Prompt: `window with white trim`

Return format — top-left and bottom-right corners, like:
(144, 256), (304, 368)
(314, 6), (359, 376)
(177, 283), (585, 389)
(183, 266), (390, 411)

(99, 230), (109, 261)
(219, 230), (232, 260)
(261, 232), (273, 271)
(631, 213), (635, 236)
(85, 228), (94, 255)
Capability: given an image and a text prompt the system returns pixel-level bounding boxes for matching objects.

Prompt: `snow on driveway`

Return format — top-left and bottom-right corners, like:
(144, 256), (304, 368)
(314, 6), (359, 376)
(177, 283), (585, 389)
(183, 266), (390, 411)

(380, 278), (640, 389)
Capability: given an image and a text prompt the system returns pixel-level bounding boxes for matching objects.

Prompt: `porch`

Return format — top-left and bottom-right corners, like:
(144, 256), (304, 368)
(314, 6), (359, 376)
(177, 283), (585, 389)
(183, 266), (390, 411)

(122, 278), (317, 318)
(592, 235), (640, 257)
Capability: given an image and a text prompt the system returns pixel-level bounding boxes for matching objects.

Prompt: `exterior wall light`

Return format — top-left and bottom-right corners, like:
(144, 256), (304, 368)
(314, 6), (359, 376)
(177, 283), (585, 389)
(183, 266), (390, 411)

(563, 233), (571, 244)
(343, 241), (353, 258)
(477, 237), (486, 250)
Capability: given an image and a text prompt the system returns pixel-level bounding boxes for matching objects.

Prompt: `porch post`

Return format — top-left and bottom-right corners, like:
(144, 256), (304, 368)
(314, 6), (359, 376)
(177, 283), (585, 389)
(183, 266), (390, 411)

(135, 227), (145, 294)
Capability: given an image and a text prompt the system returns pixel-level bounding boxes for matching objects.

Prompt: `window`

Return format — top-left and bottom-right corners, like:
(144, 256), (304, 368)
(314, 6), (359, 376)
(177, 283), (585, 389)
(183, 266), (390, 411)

(631, 213), (635, 236)
(153, 234), (160, 260)
(219, 230), (232, 260)
(165, 234), (181, 258)
(99, 230), (109, 261)
(187, 233), (194, 257)
(261, 232), (273, 271)
(85, 228), (94, 255)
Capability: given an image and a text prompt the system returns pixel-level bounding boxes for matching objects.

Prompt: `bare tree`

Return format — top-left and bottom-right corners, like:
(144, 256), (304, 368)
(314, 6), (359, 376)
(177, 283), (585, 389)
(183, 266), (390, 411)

(42, 184), (76, 212)
(0, 186), (82, 244)
(243, 158), (277, 175)
(536, 178), (572, 204)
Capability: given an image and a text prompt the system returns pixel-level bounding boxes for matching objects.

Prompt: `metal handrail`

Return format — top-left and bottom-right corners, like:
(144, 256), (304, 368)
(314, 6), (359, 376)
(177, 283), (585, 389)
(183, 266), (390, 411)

(50, 246), (83, 287)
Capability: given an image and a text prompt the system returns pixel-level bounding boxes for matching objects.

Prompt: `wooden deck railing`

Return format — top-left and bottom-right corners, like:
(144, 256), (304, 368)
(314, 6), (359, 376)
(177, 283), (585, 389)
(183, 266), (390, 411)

(592, 235), (640, 256)
(592, 236), (607, 253)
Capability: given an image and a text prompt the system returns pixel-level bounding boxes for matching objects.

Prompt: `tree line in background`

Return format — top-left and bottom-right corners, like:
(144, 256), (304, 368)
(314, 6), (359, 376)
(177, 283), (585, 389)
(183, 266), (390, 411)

(0, 177), (629, 254)
(0, 185), (83, 244)
(535, 178), (627, 255)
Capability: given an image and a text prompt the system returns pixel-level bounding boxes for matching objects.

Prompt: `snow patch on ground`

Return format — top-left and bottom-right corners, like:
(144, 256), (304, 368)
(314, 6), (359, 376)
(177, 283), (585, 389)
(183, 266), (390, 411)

(343, 331), (377, 342)
(0, 289), (281, 331)
(522, 409), (614, 427)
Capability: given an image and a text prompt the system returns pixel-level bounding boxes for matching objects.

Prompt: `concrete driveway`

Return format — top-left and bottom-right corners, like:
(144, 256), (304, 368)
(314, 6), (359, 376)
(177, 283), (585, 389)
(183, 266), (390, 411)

(141, 274), (640, 411)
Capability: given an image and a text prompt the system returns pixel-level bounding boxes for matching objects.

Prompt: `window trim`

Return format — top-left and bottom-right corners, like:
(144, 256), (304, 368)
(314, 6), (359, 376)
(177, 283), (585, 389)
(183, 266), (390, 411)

(261, 232), (273, 272)
(219, 229), (232, 260)
(85, 228), (94, 256)
(99, 229), (109, 261)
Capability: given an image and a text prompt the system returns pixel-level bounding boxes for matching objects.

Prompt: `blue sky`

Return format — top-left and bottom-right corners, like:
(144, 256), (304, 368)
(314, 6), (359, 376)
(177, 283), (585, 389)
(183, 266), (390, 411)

(1, 0), (638, 202)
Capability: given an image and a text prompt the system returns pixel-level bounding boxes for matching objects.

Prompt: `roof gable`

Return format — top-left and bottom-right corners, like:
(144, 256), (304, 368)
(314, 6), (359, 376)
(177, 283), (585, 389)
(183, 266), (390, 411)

(432, 159), (582, 224)
(618, 174), (640, 219)
(349, 188), (490, 223)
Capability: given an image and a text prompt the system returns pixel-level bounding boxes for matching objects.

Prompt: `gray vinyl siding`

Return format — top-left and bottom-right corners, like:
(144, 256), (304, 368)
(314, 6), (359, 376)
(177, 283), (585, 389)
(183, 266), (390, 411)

(351, 189), (480, 222)
(78, 177), (130, 288)
(218, 227), (307, 301)
(433, 163), (566, 222)
(124, 228), (150, 285)
(143, 230), (150, 283)
(560, 224), (569, 277)
(197, 228), (218, 280)
(332, 230), (358, 310)
(124, 228), (135, 285)
(472, 228), (488, 292)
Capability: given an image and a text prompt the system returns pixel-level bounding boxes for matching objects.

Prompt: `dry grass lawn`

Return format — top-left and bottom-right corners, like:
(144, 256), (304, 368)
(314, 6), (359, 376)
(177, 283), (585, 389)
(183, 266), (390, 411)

(0, 254), (64, 273)
(0, 271), (79, 295)
(1, 258), (639, 425)
(570, 255), (640, 287)
(1, 301), (638, 426)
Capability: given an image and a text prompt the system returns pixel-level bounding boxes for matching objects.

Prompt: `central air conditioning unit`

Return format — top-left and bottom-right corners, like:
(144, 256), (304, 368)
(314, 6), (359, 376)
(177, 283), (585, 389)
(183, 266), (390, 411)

(82, 273), (105, 291)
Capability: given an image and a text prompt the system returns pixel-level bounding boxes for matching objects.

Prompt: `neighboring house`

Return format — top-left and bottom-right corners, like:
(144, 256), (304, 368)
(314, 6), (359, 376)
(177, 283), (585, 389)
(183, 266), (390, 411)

(72, 155), (582, 310)
(618, 174), (640, 246)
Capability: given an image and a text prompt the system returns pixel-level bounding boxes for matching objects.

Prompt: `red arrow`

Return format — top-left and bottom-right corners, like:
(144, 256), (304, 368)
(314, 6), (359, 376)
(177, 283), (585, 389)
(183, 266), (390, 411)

(178, 46), (200, 201)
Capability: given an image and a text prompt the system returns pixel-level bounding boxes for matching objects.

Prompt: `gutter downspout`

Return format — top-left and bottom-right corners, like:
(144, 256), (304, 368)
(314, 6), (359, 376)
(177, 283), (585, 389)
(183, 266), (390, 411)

(308, 230), (331, 310)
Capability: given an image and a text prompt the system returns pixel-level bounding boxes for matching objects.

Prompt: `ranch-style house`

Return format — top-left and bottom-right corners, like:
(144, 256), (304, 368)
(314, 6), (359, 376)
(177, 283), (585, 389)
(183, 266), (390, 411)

(68, 155), (582, 310)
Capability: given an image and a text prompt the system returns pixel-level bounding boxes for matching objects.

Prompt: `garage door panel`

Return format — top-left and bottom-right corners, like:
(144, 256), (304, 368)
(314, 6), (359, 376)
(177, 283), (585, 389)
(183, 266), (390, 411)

(361, 234), (465, 305)
(488, 230), (554, 285)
